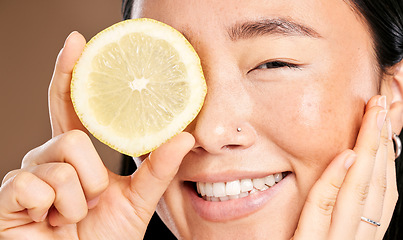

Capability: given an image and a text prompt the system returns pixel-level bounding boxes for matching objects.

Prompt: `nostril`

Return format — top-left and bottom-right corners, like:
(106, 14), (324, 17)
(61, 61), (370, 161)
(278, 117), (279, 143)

(221, 144), (243, 151)
(191, 143), (244, 154)
(190, 145), (205, 154)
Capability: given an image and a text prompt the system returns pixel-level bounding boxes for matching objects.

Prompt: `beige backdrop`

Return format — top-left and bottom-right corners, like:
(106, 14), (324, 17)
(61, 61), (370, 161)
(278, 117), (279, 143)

(0, 0), (125, 181)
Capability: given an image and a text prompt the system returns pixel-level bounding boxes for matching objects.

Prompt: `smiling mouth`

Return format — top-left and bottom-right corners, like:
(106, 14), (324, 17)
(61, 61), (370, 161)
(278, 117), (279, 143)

(193, 172), (290, 202)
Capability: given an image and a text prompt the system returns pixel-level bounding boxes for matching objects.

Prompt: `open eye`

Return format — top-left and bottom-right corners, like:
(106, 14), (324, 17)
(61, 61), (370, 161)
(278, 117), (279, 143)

(256, 61), (301, 70)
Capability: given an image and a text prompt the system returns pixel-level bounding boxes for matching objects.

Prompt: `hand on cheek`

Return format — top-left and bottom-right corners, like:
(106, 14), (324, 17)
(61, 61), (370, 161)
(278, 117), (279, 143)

(292, 95), (398, 240)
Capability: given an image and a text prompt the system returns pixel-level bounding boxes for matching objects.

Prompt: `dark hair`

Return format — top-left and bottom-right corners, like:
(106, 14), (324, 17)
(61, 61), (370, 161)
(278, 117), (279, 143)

(120, 1), (403, 240)
(349, 0), (403, 72)
(122, 0), (134, 21)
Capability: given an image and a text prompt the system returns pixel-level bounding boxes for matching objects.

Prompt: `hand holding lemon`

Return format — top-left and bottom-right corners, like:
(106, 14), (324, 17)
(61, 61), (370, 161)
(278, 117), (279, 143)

(0, 19), (205, 239)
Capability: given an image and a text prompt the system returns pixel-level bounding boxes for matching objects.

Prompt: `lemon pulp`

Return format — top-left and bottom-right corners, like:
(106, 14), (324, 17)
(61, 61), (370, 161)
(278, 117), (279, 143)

(71, 19), (206, 157)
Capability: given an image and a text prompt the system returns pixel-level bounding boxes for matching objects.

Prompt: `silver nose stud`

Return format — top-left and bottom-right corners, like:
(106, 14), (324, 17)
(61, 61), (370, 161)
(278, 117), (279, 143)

(237, 127), (242, 132)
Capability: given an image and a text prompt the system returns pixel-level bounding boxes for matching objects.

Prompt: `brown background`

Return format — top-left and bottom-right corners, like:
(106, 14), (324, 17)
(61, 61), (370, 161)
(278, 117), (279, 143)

(0, 0), (125, 181)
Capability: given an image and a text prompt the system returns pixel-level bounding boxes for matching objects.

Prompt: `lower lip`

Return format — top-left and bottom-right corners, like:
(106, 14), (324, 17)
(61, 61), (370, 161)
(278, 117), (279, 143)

(186, 173), (292, 222)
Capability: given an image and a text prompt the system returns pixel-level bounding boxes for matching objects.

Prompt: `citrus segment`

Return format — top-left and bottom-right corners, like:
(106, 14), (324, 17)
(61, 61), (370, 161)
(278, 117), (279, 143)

(71, 18), (206, 157)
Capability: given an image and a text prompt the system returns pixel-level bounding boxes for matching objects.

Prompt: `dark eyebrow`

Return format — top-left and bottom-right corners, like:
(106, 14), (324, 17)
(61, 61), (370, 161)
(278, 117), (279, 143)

(227, 18), (322, 41)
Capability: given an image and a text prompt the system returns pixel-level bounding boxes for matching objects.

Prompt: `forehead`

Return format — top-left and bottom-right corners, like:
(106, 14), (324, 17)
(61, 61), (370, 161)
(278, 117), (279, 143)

(134, 0), (375, 82)
(135, 0), (368, 41)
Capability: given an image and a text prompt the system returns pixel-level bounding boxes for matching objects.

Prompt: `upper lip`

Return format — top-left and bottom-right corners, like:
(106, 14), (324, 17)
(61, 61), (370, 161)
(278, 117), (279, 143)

(183, 170), (289, 183)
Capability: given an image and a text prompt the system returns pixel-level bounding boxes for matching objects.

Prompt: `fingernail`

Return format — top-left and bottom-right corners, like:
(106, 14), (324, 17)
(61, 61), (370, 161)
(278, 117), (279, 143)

(387, 117), (392, 140)
(87, 196), (100, 209)
(377, 96), (387, 109)
(63, 31), (78, 47)
(344, 152), (357, 170)
(377, 110), (388, 130)
(39, 210), (48, 222)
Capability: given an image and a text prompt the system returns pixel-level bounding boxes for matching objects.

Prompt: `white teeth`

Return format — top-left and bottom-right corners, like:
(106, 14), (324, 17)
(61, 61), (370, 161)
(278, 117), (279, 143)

(226, 180), (241, 196)
(196, 172), (287, 202)
(211, 197), (219, 202)
(252, 178), (266, 190)
(213, 182), (226, 197)
(229, 194), (239, 200)
(265, 175), (275, 187)
(205, 182), (213, 197)
(219, 196), (229, 201)
(249, 188), (258, 194)
(196, 182), (201, 194)
(239, 192), (249, 198)
(198, 182), (205, 195)
(274, 173), (283, 183)
(240, 179), (254, 192)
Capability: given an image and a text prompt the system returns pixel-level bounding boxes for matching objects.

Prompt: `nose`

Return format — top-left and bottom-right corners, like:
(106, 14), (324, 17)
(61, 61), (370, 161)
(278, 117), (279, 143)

(188, 72), (257, 155)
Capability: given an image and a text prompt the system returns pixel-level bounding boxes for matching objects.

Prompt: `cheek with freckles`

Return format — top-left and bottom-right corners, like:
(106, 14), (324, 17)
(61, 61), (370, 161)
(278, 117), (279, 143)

(246, 79), (365, 206)
(250, 77), (364, 172)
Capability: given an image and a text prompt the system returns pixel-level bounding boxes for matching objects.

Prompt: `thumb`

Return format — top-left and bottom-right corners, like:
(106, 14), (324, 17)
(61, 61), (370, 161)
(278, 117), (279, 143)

(128, 132), (195, 224)
(49, 31), (87, 137)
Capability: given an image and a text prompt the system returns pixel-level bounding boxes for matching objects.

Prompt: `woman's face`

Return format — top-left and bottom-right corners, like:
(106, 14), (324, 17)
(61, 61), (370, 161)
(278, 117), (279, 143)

(135, 0), (380, 239)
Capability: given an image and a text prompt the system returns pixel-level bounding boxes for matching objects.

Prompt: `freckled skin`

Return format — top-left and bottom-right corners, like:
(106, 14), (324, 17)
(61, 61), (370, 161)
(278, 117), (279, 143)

(135, 0), (381, 239)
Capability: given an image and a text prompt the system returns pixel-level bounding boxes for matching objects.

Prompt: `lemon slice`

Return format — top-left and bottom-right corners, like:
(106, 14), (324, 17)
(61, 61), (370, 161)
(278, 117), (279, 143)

(71, 18), (206, 157)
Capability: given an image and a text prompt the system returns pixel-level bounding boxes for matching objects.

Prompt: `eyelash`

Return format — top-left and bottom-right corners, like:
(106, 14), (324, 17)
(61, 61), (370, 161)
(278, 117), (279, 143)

(255, 61), (301, 70)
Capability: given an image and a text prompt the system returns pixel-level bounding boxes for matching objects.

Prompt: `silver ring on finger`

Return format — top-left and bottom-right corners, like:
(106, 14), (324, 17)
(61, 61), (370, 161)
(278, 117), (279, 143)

(392, 133), (402, 159)
(361, 216), (381, 227)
